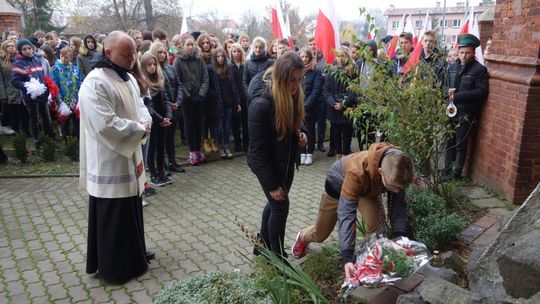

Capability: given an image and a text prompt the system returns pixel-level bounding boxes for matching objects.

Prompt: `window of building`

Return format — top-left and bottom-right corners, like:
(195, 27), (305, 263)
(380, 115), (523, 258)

(441, 35), (447, 42)
(391, 21), (399, 29)
(415, 20), (423, 28)
(452, 19), (461, 28)
(439, 19), (448, 28)
(451, 35), (457, 43)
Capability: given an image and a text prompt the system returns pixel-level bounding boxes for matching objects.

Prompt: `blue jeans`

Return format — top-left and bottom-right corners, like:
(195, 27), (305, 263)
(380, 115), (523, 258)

(215, 106), (233, 149)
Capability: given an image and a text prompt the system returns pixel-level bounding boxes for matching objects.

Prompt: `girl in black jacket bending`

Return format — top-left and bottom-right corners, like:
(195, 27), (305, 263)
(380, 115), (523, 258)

(247, 52), (307, 258)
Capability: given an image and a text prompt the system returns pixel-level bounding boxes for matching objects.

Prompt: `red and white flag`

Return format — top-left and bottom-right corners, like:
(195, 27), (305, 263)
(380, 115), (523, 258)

(454, 6), (474, 48)
(402, 11), (431, 74)
(314, 0), (340, 64)
(403, 14), (417, 46)
(180, 15), (189, 36)
(387, 14), (406, 58)
(453, 6), (484, 65)
(271, 0), (294, 49)
(471, 14), (484, 65)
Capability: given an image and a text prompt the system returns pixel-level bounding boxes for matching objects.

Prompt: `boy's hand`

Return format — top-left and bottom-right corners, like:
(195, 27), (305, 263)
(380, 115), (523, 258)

(344, 262), (356, 280)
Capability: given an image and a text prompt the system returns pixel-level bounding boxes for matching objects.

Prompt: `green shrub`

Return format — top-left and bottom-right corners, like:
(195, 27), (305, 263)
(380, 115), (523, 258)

(154, 271), (271, 304)
(407, 186), (466, 250)
(252, 256), (303, 304)
(302, 242), (341, 282)
(39, 134), (55, 162)
(12, 133), (28, 163)
(64, 137), (79, 161)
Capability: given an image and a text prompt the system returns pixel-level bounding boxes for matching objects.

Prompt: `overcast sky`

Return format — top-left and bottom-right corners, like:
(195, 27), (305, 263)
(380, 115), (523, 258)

(188, 0), (481, 21)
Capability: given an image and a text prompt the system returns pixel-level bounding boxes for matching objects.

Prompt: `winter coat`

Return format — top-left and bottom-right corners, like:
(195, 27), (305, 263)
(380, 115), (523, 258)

(446, 59), (488, 119)
(51, 60), (84, 109)
(324, 65), (357, 124)
(208, 63), (241, 117)
(173, 46), (209, 104)
(243, 53), (274, 98)
(247, 74), (300, 193)
(302, 68), (323, 113)
(10, 54), (49, 103)
(147, 86), (172, 125)
(231, 63), (247, 102)
(420, 47), (446, 85)
(53, 41), (68, 59)
(77, 48), (100, 77)
(0, 58), (22, 105)
(162, 64), (183, 105)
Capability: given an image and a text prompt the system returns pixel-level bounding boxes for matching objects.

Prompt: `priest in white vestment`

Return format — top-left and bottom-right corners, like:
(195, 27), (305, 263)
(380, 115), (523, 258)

(79, 31), (152, 283)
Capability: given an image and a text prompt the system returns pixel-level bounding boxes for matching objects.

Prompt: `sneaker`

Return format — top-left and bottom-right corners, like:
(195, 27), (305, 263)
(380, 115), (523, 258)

(142, 200), (150, 207)
(160, 175), (174, 185)
(197, 151), (207, 162)
(305, 154), (313, 165)
(150, 175), (166, 187)
(225, 149), (233, 159)
(300, 153), (306, 165)
(189, 152), (200, 165)
(168, 163), (186, 173)
(0, 126), (15, 135)
(142, 187), (157, 197)
(219, 149), (227, 158)
(291, 231), (308, 259)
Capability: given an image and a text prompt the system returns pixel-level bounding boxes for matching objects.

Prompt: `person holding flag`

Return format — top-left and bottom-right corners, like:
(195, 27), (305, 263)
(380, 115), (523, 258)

(391, 32), (414, 76)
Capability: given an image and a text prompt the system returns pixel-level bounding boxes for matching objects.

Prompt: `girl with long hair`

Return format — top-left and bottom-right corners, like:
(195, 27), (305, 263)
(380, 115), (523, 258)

(149, 42), (185, 173)
(209, 48), (241, 158)
(173, 35), (209, 165)
(247, 51), (307, 258)
(229, 43), (248, 152)
(243, 37), (274, 99)
(140, 52), (173, 186)
(197, 33), (219, 153)
(0, 40), (25, 134)
(299, 47), (322, 165)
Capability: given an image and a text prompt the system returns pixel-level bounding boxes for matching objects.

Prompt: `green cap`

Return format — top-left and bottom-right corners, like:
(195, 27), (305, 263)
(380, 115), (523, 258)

(457, 34), (480, 48)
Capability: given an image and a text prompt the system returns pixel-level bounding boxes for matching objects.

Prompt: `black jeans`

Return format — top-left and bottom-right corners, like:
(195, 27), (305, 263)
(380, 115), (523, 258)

(331, 122), (353, 155)
(60, 114), (79, 139)
(259, 170), (294, 258)
(165, 110), (179, 164)
(317, 100), (327, 145)
(7, 104), (29, 135)
(148, 123), (166, 176)
(26, 101), (54, 142)
(445, 117), (476, 177)
(182, 101), (203, 152)
(202, 98), (216, 140)
(388, 190), (408, 237)
(302, 110), (317, 154)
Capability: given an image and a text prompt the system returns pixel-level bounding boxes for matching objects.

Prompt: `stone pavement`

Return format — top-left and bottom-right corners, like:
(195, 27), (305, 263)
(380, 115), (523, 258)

(0, 151), (336, 303)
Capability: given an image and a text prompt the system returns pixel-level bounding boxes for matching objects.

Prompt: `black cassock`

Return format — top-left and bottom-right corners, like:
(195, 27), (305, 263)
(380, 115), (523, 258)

(86, 195), (148, 283)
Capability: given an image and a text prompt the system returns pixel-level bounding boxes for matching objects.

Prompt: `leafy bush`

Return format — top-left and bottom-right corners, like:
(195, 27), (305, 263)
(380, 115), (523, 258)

(154, 271), (271, 304)
(39, 134), (55, 162)
(407, 186), (466, 250)
(64, 137), (79, 161)
(12, 133), (28, 163)
(252, 256), (303, 304)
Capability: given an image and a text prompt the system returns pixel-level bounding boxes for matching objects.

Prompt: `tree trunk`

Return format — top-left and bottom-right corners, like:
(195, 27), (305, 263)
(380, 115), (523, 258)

(143, 0), (154, 31)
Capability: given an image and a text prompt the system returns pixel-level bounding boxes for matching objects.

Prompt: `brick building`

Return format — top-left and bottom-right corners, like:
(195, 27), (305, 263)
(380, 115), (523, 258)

(0, 0), (23, 35)
(385, 2), (495, 49)
(472, 0), (540, 204)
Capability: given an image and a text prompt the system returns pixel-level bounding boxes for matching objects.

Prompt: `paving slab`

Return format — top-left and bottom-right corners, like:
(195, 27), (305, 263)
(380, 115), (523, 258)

(460, 186), (492, 199)
(470, 197), (508, 209)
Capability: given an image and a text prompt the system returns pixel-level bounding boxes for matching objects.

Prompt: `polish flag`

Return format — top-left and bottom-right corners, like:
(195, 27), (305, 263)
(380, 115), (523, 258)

(387, 14), (406, 58)
(454, 6), (474, 48)
(402, 11), (431, 74)
(403, 14), (417, 46)
(272, 0), (294, 49)
(314, 0), (340, 64)
(180, 15), (189, 36)
(471, 14), (484, 65)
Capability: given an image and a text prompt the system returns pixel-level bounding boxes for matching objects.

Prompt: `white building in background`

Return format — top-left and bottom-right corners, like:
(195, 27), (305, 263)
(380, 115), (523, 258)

(385, 1), (494, 48)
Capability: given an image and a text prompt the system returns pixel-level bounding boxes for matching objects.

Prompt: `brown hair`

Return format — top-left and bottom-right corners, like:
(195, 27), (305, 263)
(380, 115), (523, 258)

(211, 48), (229, 78)
(381, 150), (414, 188)
(131, 59), (150, 96)
(0, 40), (16, 68)
(399, 32), (413, 42)
(140, 52), (164, 95)
(149, 41), (169, 67)
(152, 29), (167, 41)
(265, 51), (305, 140)
(60, 47), (73, 57)
(300, 47), (315, 71)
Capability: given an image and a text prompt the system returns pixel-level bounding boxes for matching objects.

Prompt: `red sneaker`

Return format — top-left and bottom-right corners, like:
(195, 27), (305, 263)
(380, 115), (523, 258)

(291, 231), (308, 259)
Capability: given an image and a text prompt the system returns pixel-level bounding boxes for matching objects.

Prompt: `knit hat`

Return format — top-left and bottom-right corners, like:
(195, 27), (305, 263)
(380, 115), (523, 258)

(16, 38), (33, 53)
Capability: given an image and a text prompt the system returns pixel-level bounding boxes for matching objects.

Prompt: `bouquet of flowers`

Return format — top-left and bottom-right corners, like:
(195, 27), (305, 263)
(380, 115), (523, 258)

(56, 102), (72, 122)
(24, 78), (47, 100)
(341, 234), (429, 293)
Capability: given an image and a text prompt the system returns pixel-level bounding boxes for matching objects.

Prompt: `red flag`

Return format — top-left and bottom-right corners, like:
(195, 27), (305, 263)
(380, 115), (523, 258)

(387, 14), (405, 58)
(454, 6), (474, 48)
(272, 0), (286, 40)
(314, 0), (340, 64)
(402, 11), (431, 75)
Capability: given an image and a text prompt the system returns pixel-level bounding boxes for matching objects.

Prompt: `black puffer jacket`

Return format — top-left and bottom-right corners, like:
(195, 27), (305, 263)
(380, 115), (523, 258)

(247, 74), (299, 193)
(163, 64), (184, 104)
(420, 48), (446, 85)
(324, 66), (357, 124)
(302, 68), (323, 113)
(446, 59), (488, 119)
(243, 53), (274, 99)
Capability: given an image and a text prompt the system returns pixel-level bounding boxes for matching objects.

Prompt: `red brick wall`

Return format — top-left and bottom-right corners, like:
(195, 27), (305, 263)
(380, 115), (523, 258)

(0, 14), (23, 34)
(471, 0), (540, 204)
